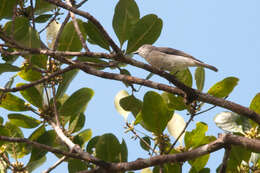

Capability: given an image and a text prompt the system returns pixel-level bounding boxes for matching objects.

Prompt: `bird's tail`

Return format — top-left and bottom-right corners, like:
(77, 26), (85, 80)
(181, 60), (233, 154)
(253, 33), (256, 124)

(197, 62), (218, 72)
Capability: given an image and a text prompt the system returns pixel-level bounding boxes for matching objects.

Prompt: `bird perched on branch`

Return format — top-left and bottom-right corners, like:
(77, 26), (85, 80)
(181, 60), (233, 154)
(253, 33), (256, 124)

(134, 44), (218, 72)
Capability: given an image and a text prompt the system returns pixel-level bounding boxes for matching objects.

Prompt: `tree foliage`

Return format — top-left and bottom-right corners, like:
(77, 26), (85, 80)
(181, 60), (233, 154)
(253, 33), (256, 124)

(0, 0), (259, 172)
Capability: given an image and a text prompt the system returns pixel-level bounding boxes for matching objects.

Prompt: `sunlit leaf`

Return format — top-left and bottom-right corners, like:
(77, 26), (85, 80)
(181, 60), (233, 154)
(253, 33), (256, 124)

(73, 129), (92, 147)
(69, 113), (85, 133)
(126, 14), (162, 53)
(18, 66), (42, 81)
(0, 93), (29, 111)
(8, 113), (41, 128)
(114, 90), (130, 120)
(0, 63), (20, 75)
(172, 68), (192, 87)
(35, 0), (56, 14)
(250, 93), (260, 115)
(208, 77), (239, 98)
(17, 83), (43, 108)
(189, 154), (210, 172)
(167, 113), (186, 146)
(214, 112), (251, 134)
(161, 92), (186, 111)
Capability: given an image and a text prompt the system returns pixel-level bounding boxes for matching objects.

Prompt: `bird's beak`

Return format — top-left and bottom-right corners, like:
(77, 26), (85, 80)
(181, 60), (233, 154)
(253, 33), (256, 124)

(133, 51), (138, 54)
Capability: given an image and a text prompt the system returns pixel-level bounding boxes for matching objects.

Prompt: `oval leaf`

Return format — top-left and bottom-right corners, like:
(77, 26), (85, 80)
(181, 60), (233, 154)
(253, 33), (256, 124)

(250, 93), (260, 115)
(167, 113), (186, 146)
(126, 14), (162, 54)
(17, 83), (43, 108)
(84, 21), (110, 50)
(57, 20), (87, 52)
(195, 67), (205, 91)
(3, 17), (41, 48)
(208, 77), (239, 98)
(0, 63), (20, 75)
(142, 91), (173, 134)
(59, 88), (94, 117)
(119, 95), (142, 117)
(161, 92), (186, 111)
(113, 0), (140, 46)
(0, 93), (29, 111)
(18, 66), (42, 81)
(139, 136), (151, 151)
(95, 133), (122, 162)
(8, 113), (41, 128)
(114, 90), (130, 120)
(73, 129), (92, 147)
(56, 69), (79, 99)
(69, 112), (85, 133)
(214, 112), (251, 134)
(172, 68), (192, 87)
(0, 0), (17, 19)
(68, 159), (88, 173)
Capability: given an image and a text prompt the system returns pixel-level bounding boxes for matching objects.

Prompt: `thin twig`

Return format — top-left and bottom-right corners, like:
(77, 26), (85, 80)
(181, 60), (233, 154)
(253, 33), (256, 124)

(218, 145), (231, 173)
(30, 0), (36, 29)
(126, 123), (157, 155)
(42, 156), (67, 173)
(0, 65), (77, 93)
(65, 0), (89, 51)
(166, 115), (194, 154)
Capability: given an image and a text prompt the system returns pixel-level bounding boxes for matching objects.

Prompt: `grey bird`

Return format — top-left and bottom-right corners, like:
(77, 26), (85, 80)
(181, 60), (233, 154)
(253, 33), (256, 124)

(134, 44), (218, 72)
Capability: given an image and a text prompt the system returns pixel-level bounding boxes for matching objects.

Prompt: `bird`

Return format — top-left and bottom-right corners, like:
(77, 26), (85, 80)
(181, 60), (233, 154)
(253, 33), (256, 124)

(134, 44), (218, 72)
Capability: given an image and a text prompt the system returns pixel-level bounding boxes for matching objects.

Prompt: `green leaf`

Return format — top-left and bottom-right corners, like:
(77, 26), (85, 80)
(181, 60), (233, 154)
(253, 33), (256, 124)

(208, 77), (239, 98)
(17, 83), (43, 108)
(0, 126), (10, 146)
(0, 93), (29, 111)
(225, 146), (251, 172)
(68, 159), (88, 173)
(27, 156), (46, 173)
(0, 63), (20, 75)
(5, 123), (28, 158)
(139, 136), (151, 151)
(3, 17), (41, 48)
(31, 54), (48, 69)
(57, 20), (87, 52)
(119, 95), (143, 117)
(195, 67), (205, 91)
(172, 68), (193, 87)
(250, 93), (260, 115)
(126, 14), (163, 53)
(184, 122), (216, 149)
(28, 130), (56, 166)
(86, 136), (100, 154)
(35, 0), (56, 14)
(0, 0), (17, 19)
(189, 154), (210, 172)
(69, 113), (85, 133)
(142, 91), (173, 134)
(59, 88), (94, 117)
(96, 133), (122, 162)
(77, 57), (108, 70)
(56, 69), (79, 99)
(113, 0), (140, 46)
(1, 47), (19, 64)
(120, 139), (128, 162)
(73, 129), (92, 147)
(18, 66), (42, 81)
(214, 112), (251, 134)
(35, 14), (53, 23)
(161, 92), (186, 111)
(141, 168), (152, 173)
(84, 21), (110, 50)
(29, 125), (46, 141)
(8, 113), (41, 128)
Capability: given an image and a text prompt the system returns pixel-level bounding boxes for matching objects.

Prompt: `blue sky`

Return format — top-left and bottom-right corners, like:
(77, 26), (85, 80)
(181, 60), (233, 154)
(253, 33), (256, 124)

(0, 0), (259, 172)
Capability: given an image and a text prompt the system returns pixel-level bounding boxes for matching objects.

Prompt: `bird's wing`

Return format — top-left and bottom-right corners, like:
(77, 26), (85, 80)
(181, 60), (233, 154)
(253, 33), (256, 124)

(156, 47), (203, 63)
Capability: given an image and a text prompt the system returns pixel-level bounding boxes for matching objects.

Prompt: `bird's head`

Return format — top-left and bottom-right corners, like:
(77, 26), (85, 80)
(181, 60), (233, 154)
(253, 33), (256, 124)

(133, 44), (153, 58)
